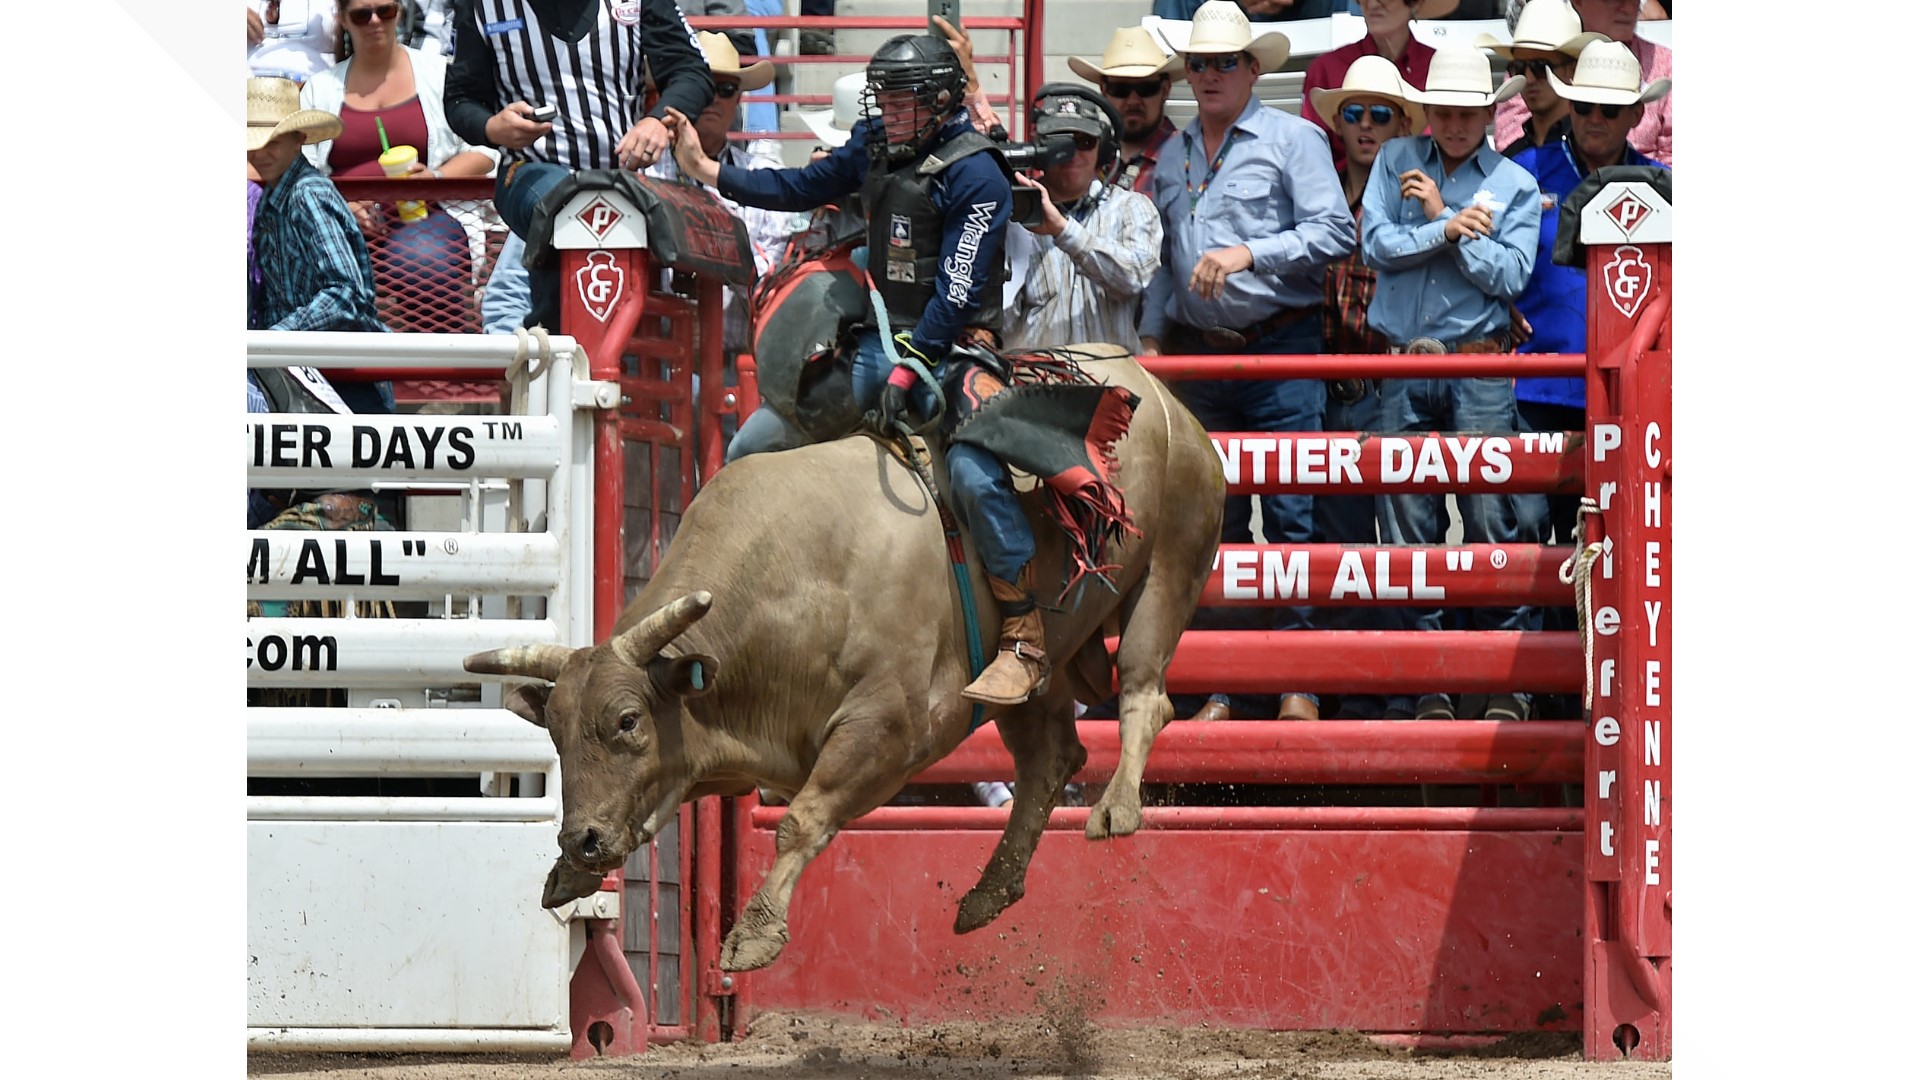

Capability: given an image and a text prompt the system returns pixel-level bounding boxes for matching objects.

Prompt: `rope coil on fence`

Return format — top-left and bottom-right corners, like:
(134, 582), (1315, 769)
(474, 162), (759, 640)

(1560, 497), (1603, 713)
(505, 326), (554, 619)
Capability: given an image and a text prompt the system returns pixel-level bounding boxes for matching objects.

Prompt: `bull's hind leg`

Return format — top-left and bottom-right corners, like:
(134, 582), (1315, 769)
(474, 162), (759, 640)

(721, 715), (918, 972)
(954, 698), (1085, 934)
(1086, 554), (1205, 840)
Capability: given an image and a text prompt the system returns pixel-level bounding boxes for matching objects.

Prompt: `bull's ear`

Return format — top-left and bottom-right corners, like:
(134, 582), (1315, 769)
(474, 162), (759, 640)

(503, 684), (552, 727)
(651, 654), (720, 698)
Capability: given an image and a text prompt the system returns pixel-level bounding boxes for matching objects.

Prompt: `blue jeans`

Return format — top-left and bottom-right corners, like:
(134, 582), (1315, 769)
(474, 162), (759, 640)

(1170, 316), (1327, 715)
(728, 330), (1037, 582)
(1378, 377), (1530, 635)
(495, 161), (571, 329)
(483, 231), (533, 336)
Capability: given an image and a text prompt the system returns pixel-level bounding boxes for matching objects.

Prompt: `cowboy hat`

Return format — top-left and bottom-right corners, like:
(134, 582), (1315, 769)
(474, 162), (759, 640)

(697, 31), (774, 92)
(1308, 55), (1424, 133)
(1068, 26), (1178, 84)
(1155, 1), (1290, 77)
(1546, 40), (1670, 105)
(246, 77), (343, 151)
(1404, 45), (1523, 107)
(1475, 0), (1605, 60)
(797, 71), (866, 148)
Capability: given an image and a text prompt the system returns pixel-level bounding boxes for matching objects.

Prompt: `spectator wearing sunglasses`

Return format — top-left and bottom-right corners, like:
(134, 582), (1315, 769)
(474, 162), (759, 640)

(444, 0), (715, 330)
(1300, 0), (1433, 175)
(1139, 2), (1355, 724)
(1067, 28), (1179, 196)
(299, 1), (499, 333)
(644, 33), (797, 360)
(1482, 0), (1602, 158)
(1494, 0), (1668, 163)
(248, 0), (340, 84)
(1302, 56), (1424, 720)
(1001, 87), (1161, 352)
(1359, 45), (1541, 723)
(1507, 39), (1667, 585)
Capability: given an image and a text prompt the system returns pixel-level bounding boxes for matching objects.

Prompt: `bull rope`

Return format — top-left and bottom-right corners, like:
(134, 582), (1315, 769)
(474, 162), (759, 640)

(505, 327), (554, 621)
(1558, 497), (1604, 713)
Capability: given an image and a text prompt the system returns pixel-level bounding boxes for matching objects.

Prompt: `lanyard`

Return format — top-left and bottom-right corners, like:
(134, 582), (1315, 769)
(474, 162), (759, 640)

(1183, 129), (1243, 216)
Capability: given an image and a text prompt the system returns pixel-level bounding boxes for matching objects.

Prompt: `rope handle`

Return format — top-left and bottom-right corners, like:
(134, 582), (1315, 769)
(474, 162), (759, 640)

(1559, 497), (1604, 714)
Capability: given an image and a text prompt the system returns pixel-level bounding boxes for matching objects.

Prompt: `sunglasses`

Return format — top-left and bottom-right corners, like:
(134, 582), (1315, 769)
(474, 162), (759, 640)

(1570, 99), (1628, 119)
(1103, 79), (1165, 100)
(1339, 103), (1398, 126)
(1068, 132), (1099, 152)
(713, 80), (741, 99)
(346, 2), (401, 25)
(1504, 59), (1568, 79)
(1185, 54), (1243, 75)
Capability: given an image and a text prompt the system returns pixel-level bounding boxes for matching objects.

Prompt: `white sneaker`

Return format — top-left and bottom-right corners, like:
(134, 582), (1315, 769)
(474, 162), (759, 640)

(972, 781), (1014, 808)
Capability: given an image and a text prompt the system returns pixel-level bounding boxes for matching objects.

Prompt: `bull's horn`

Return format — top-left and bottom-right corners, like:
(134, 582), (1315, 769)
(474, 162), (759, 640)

(464, 645), (575, 682)
(609, 591), (714, 667)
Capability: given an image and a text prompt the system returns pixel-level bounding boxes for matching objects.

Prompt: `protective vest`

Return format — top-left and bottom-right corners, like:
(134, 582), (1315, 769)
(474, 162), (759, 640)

(862, 130), (1011, 334)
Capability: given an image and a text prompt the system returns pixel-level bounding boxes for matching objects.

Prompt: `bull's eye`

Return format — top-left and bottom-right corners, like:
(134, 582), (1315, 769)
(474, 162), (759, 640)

(618, 712), (640, 734)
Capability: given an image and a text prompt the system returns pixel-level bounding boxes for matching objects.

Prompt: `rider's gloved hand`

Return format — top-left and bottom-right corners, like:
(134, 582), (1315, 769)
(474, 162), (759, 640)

(873, 363), (917, 431)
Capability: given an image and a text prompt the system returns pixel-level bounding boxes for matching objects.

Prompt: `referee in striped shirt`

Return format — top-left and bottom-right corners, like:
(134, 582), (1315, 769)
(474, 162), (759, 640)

(445, 0), (715, 328)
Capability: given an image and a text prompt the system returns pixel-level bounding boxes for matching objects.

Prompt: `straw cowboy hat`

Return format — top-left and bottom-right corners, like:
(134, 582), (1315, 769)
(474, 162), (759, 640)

(696, 31), (774, 92)
(1475, 0), (1605, 60)
(1308, 55), (1425, 133)
(246, 76), (342, 151)
(798, 71), (866, 148)
(1068, 26), (1177, 84)
(1547, 40), (1670, 105)
(1404, 45), (1523, 107)
(1155, 1), (1290, 77)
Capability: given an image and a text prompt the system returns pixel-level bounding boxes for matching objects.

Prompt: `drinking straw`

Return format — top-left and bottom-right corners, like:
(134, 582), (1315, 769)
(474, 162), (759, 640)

(376, 117), (391, 154)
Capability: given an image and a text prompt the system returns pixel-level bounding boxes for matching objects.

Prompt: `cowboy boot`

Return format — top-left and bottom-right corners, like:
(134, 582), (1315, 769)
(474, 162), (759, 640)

(963, 567), (1050, 706)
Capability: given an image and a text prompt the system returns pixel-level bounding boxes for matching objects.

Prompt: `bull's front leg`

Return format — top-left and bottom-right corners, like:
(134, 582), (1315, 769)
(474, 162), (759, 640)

(954, 698), (1085, 934)
(720, 713), (922, 972)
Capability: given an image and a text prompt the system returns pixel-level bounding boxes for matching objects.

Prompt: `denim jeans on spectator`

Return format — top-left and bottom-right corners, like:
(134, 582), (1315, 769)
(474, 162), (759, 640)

(1313, 381), (1413, 718)
(728, 329), (1035, 580)
(1171, 317), (1327, 717)
(495, 161), (571, 329)
(483, 231), (533, 335)
(375, 206), (474, 333)
(1379, 376), (1530, 636)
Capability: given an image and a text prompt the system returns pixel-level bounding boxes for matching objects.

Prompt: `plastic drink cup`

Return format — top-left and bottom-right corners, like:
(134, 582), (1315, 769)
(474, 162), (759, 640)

(378, 145), (429, 223)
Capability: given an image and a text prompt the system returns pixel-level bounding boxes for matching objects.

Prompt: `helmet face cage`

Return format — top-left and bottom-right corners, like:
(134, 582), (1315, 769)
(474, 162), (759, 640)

(861, 35), (966, 161)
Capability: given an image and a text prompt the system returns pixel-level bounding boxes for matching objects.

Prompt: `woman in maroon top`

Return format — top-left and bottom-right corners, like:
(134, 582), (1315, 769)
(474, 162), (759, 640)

(300, 0), (496, 331)
(1299, 0), (1434, 173)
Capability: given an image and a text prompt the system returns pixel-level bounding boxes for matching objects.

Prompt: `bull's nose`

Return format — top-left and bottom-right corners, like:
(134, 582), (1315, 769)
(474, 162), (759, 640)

(579, 827), (603, 860)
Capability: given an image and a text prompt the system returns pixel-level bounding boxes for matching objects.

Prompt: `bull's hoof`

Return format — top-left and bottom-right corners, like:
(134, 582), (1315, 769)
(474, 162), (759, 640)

(953, 880), (1025, 935)
(1084, 798), (1143, 841)
(720, 923), (790, 972)
(541, 858), (607, 909)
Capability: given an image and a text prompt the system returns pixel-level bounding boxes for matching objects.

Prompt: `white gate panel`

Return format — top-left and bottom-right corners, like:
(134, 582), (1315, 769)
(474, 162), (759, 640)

(247, 531), (563, 599)
(247, 414), (563, 487)
(245, 616), (563, 688)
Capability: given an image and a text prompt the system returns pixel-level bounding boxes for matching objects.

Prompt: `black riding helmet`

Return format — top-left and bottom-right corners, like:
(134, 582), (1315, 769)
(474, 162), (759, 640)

(862, 33), (968, 163)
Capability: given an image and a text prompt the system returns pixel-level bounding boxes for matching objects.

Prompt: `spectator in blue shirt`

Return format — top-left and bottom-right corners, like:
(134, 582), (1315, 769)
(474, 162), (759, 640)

(1138, 1), (1355, 723)
(1359, 46), (1540, 722)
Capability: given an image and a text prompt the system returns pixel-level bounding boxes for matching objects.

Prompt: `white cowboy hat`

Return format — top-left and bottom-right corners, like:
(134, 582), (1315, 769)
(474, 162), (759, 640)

(1155, 1), (1290, 77)
(797, 71), (866, 148)
(1546, 40), (1671, 105)
(1404, 45), (1523, 107)
(1068, 26), (1179, 84)
(696, 31), (774, 92)
(246, 76), (343, 151)
(1308, 54), (1425, 133)
(1475, 0), (1605, 60)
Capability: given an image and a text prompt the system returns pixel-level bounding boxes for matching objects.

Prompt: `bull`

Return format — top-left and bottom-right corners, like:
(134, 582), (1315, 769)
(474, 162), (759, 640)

(464, 344), (1222, 972)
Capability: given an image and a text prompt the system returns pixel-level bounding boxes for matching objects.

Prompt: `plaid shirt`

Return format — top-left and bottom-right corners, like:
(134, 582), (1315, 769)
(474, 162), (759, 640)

(1323, 199), (1387, 355)
(250, 154), (385, 335)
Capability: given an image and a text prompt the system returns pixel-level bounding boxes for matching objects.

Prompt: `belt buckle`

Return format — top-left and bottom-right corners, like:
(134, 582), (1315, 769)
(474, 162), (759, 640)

(1201, 326), (1246, 349)
(1405, 336), (1448, 355)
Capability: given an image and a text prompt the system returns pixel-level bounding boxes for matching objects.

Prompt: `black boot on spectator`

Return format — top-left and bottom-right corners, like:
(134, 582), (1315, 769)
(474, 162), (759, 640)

(1482, 693), (1530, 722)
(1414, 693), (1455, 720)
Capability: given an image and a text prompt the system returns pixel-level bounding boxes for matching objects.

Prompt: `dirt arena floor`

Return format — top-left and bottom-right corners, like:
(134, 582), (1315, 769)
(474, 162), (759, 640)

(248, 1012), (1673, 1080)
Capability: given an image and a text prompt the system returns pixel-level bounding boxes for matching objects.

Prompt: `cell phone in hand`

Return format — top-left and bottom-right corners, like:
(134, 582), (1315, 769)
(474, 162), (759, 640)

(928, 0), (960, 34)
(528, 103), (558, 123)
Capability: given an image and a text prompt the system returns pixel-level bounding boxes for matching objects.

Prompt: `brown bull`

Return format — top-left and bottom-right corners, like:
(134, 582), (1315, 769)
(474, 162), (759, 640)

(465, 347), (1223, 972)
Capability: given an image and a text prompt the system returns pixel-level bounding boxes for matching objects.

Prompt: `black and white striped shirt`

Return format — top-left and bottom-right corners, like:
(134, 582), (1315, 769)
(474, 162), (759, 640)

(445, 0), (713, 171)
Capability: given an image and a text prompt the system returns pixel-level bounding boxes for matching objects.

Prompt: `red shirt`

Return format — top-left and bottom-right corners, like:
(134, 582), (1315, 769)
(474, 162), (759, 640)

(1300, 36), (1435, 174)
(330, 96), (432, 177)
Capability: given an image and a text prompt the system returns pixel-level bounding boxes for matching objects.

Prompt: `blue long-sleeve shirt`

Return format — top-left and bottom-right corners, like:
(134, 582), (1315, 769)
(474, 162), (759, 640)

(1139, 96), (1354, 341)
(1509, 137), (1666, 408)
(1360, 135), (1541, 347)
(715, 115), (1012, 358)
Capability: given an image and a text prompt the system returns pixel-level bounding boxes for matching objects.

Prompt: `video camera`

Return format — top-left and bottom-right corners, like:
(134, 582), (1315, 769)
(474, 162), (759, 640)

(993, 127), (1079, 173)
